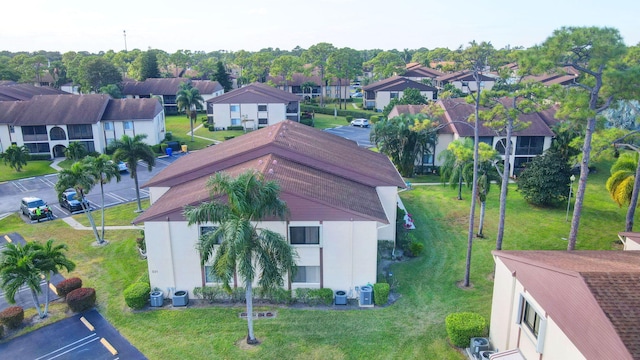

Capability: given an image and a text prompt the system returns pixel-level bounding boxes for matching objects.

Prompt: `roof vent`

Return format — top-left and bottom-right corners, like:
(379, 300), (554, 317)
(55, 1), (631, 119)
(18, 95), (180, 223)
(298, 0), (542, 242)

(268, 168), (274, 174)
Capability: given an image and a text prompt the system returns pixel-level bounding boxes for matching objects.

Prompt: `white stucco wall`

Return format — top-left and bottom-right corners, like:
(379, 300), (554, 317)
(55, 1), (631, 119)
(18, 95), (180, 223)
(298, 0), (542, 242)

(623, 238), (640, 250)
(490, 256), (586, 359)
(376, 186), (399, 242)
(212, 103), (287, 129)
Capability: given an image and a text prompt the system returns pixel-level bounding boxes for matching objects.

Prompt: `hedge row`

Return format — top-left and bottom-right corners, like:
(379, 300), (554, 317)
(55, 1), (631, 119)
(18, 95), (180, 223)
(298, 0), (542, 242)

(300, 104), (374, 120)
(67, 288), (97, 313)
(124, 282), (151, 310)
(56, 277), (82, 298)
(0, 306), (24, 329)
(445, 312), (487, 348)
(373, 283), (390, 306)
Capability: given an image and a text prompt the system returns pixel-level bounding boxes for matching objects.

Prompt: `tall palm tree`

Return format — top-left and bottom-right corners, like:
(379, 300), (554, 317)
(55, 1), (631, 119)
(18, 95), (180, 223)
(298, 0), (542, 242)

(56, 162), (102, 244)
(109, 134), (156, 213)
(83, 155), (121, 240)
(606, 152), (639, 231)
(33, 240), (75, 316)
(438, 138), (474, 200)
(1, 144), (30, 172)
(0, 242), (45, 318)
(176, 81), (204, 142)
(184, 171), (296, 345)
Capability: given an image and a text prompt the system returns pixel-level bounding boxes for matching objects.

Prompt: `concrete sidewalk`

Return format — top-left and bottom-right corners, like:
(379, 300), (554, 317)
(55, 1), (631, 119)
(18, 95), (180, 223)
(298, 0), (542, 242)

(62, 216), (142, 231)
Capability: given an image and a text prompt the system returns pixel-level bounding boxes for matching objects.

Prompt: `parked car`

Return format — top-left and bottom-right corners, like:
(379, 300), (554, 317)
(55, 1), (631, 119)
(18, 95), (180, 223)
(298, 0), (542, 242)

(351, 92), (363, 98)
(59, 189), (89, 213)
(20, 196), (48, 220)
(350, 118), (369, 127)
(109, 160), (128, 172)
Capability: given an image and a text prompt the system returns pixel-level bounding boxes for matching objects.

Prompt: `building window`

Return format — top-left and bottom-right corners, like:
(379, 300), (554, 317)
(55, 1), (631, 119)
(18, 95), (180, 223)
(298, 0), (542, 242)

(200, 226), (223, 244)
(78, 141), (95, 153)
(518, 295), (546, 353)
(24, 142), (50, 154)
(49, 126), (66, 140)
(390, 92), (399, 99)
(522, 301), (541, 337)
(292, 266), (320, 283)
(230, 105), (240, 112)
(21, 126), (47, 141)
(203, 265), (223, 283)
(258, 105), (267, 111)
(477, 136), (493, 146)
(516, 136), (544, 156)
(68, 124), (93, 140)
(9, 125), (14, 133)
(289, 226), (320, 245)
(258, 118), (268, 125)
(231, 118), (241, 126)
(103, 122), (114, 131)
(495, 138), (513, 155)
(124, 121), (133, 130)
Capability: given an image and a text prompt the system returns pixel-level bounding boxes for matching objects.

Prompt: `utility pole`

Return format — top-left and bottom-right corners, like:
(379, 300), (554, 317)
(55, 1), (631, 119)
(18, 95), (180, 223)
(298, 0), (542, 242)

(123, 30), (127, 52)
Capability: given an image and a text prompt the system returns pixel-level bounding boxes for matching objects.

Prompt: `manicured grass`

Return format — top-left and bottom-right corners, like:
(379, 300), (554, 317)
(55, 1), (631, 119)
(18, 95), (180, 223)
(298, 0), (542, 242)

(193, 126), (244, 142)
(0, 160), (57, 182)
(56, 159), (74, 170)
(72, 199), (150, 227)
(310, 113), (349, 129)
(165, 114), (215, 150)
(0, 158), (627, 358)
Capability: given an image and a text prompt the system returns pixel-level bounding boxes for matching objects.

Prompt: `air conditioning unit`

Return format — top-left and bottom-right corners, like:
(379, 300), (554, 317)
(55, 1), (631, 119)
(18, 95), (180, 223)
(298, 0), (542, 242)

(479, 350), (496, 359)
(470, 337), (491, 356)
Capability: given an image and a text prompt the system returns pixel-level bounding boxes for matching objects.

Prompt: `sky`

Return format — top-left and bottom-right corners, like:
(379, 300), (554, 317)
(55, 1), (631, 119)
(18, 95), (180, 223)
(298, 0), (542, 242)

(2, 0), (639, 54)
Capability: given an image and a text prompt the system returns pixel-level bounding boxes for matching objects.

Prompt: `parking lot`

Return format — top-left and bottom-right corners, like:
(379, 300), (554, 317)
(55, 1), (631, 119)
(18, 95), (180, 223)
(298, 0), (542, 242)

(323, 125), (372, 148)
(0, 154), (184, 219)
(0, 309), (146, 359)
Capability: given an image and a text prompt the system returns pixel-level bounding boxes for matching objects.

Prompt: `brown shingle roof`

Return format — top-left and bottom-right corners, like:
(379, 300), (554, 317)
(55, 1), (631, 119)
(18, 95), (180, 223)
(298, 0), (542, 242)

(134, 120), (404, 224)
(102, 98), (164, 120)
(0, 94), (110, 125)
(436, 70), (494, 83)
(206, 82), (300, 104)
(0, 83), (67, 101)
(403, 64), (444, 79)
(494, 250), (640, 360)
(437, 98), (557, 137)
(122, 78), (222, 96)
(387, 105), (454, 134)
(362, 75), (437, 92)
(267, 73), (349, 87)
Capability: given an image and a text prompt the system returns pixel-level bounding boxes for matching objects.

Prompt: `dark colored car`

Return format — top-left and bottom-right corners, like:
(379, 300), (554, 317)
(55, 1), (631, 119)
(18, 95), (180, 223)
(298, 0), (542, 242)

(20, 196), (48, 220)
(59, 189), (88, 213)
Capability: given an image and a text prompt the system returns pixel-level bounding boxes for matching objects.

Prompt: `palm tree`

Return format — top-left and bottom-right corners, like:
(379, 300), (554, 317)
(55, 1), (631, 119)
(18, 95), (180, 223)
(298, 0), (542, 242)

(606, 152), (639, 231)
(467, 145), (501, 238)
(33, 240), (75, 316)
(184, 170), (296, 345)
(64, 141), (87, 161)
(176, 81), (204, 142)
(56, 162), (102, 244)
(109, 134), (156, 212)
(83, 155), (121, 240)
(439, 138), (474, 200)
(0, 242), (45, 318)
(1, 144), (30, 172)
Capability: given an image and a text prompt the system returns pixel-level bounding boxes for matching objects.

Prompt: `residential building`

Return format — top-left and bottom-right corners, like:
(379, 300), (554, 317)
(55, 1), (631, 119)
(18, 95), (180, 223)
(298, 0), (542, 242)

(490, 250), (640, 360)
(0, 94), (165, 156)
(206, 82), (300, 130)
(435, 70), (495, 94)
(267, 73), (350, 100)
(618, 232), (640, 250)
(362, 76), (438, 112)
(122, 78), (223, 115)
(132, 120), (405, 298)
(0, 83), (67, 101)
(388, 99), (560, 176)
(403, 63), (444, 84)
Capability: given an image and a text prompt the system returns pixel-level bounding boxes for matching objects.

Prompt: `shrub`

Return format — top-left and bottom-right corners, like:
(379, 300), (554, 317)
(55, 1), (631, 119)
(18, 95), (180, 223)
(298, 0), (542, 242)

(151, 144), (162, 154)
(370, 115), (380, 123)
(164, 132), (173, 141)
(224, 136), (235, 140)
(123, 282), (150, 310)
(295, 288), (333, 306)
(445, 312), (487, 348)
(67, 288), (97, 313)
(300, 118), (313, 126)
(227, 126), (244, 131)
(408, 241), (424, 257)
(193, 286), (227, 303)
(373, 283), (390, 306)
(345, 115), (353, 123)
(56, 277), (82, 298)
(0, 306), (24, 329)
(29, 154), (52, 161)
(257, 287), (293, 304)
(208, 125), (216, 131)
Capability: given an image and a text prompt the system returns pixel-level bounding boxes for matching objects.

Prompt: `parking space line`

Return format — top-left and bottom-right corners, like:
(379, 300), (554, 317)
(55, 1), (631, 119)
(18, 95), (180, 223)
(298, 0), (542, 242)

(80, 316), (95, 331)
(49, 283), (58, 295)
(12, 181), (28, 192)
(40, 177), (56, 187)
(156, 158), (171, 166)
(35, 334), (99, 360)
(4, 234), (12, 243)
(107, 193), (128, 202)
(137, 189), (149, 196)
(100, 338), (119, 355)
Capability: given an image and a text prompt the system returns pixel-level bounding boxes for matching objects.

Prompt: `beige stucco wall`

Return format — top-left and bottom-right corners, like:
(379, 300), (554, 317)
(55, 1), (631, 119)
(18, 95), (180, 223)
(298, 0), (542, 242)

(144, 217), (379, 298)
(624, 239), (640, 250)
(0, 125), (12, 153)
(490, 256), (586, 359)
(376, 186), (399, 242)
(212, 103), (287, 129)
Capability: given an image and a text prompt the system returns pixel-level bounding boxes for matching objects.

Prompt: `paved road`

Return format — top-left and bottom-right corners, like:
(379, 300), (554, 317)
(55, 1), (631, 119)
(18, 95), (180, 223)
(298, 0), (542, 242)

(0, 153), (188, 219)
(324, 125), (372, 148)
(0, 309), (146, 359)
(0, 233), (63, 312)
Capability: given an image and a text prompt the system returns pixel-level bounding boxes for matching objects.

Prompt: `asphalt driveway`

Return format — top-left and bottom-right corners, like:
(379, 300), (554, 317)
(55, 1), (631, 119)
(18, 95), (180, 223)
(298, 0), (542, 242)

(323, 125), (373, 148)
(0, 309), (146, 359)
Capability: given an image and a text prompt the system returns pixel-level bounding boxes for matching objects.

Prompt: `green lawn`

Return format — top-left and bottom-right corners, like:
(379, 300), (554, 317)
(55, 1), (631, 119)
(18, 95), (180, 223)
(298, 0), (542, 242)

(0, 158), (628, 359)
(0, 160), (57, 182)
(72, 199), (150, 227)
(165, 114), (216, 151)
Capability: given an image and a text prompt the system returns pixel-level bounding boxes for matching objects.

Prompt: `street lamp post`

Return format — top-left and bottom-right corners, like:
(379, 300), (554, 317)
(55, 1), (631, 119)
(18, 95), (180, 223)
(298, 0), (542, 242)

(566, 174), (576, 222)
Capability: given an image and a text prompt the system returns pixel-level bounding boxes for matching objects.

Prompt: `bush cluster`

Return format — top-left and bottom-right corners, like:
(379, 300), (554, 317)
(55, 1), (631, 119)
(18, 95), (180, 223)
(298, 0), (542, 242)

(30, 154), (52, 161)
(300, 104), (372, 120)
(373, 283), (390, 306)
(294, 288), (334, 306)
(67, 288), (97, 313)
(123, 282), (151, 310)
(445, 312), (487, 348)
(300, 118), (313, 126)
(227, 126), (244, 131)
(0, 306), (24, 329)
(56, 277), (83, 298)
(193, 286), (292, 304)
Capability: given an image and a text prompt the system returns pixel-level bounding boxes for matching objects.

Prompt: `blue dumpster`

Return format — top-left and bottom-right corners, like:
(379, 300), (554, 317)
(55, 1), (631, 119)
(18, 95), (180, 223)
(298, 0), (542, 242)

(166, 147), (173, 156)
